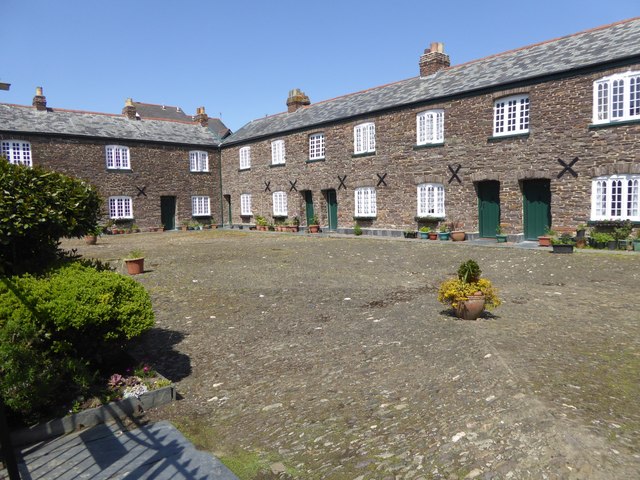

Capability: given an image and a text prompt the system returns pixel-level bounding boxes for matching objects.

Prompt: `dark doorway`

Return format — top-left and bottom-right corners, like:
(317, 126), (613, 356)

(224, 194), (232, 226)
(160, 196), (176, 230)
(522, 179), (551, 240)
(477, 181), (501, 238)
(304, 191), (315, 226)
(325, 189), (338, 231)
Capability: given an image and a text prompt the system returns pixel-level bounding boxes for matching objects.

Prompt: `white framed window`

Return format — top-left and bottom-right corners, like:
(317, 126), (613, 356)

(272, 191), (288, 216)
(240, 193), (252, 216)
(354, 122), (375, 154)
(1, 140), (32, 167)
(309, 133), (325, 160)
(416, 110), (444, 145)
(271, 140), (285, 165)
(493, 95), (529, 136)
(105, 145), (130, 169)
(417, 183), (445, 217)
(189, 150), (209, 172)
(591, 174), (639, 221)
(192, 196), (211, 216)
(108, 196), (133, 219)
(354, 187), (377, 217)
(593, 71), (640, 124)
(239, 147), (251, 169)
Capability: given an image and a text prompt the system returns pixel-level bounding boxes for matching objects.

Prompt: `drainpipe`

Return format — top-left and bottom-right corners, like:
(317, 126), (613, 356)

(218, 146), (224, 228)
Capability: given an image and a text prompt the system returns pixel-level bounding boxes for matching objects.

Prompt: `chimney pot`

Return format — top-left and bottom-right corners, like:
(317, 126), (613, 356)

(286, 88), (311, 113)
(194, 106), (209, 127)
(122, 98), (138, 120)
(419, 42), (450, 77)
(33, 86), (47, 111)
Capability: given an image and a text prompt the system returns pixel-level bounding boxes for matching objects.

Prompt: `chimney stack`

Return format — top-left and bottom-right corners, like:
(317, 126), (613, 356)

(122, 98), (138, 120)
(33, 86), (47, 111)
(286, 88), (310, 113)
(194, 106), (209, 127)
(419, 42), (450, 77)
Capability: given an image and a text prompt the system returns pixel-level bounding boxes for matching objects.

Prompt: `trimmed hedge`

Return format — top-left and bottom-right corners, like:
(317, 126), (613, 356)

(0, 160), (101, 274)
(0, 262), (154, 419)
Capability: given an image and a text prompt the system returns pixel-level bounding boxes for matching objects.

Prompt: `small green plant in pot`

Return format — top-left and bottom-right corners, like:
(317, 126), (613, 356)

(438, 224), (450, 241)
(308, 214), (320, 233)
(124, 249), (145, 275)
(495, 225), (508, 243)
(551, 233), (575, 254)
(438, 259), (501, 320)
(419, 226), (430, 239)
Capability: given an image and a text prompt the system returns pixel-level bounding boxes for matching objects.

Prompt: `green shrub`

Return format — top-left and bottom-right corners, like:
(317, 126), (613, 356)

(0, 262), (154, 419)
(353, 223), (363, 236)
(0, 160), (101, 274)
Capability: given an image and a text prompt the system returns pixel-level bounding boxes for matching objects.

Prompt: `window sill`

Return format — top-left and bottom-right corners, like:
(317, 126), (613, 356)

(306, 158), (326, 163)
(353, 216), (377, 220)
(415, 215), (445, 222)
(270, 163), (286, 168)
(588, 219), (640, 227)
(190, 170), (210, 174)
(487, 132), (529, 142)
(352, 151), (376, 159)
(240, 213), (253, 217)
(413, 142), (444, 150)
(589, 118), (640, 129)
(106, 168), (132, 172)
(238, 167), (251, 172)
(192, 214), (212, 217)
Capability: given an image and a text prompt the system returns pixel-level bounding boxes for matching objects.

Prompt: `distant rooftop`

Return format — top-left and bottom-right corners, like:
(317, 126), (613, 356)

(224, 17), (640, 146)
(133, 101), (231, 139)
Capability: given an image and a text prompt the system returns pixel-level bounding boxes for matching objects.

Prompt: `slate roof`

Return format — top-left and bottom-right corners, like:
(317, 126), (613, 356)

(224, 17), (640, 146)
(134, 101), (231, 139)
(0, 104), (222, 146)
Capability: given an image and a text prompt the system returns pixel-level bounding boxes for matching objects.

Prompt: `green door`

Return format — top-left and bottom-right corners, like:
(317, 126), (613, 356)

(326, 189), (338, 231)
(160, 196), (176, 230)
(477, 181), (500, 238)
(523, 179), (551, 240)
(304, 191), (315, 226)
(224, 195), (232, 226)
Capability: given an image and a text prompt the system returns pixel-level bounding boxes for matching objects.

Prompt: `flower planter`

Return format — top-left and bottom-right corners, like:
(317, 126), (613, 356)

(438, 232), (450, 241)
(125, 257), (145, 275)
(84, 235), (97, 245)
(552, 244), (574, 254)
(308, 225), (320, 233)
(607, 240), (617, 250)
(403, 231), (417, 239)
(455, 294), (485, 320)
(428, 232), (438, 240)
(450, 231), (465, 241)
(496, 234), (508, 243)
(419, 231), (429, 239)
(538, 235), (552, 247)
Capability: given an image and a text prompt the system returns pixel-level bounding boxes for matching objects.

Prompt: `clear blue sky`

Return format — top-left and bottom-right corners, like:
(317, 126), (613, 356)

(2, 1), (639, 132)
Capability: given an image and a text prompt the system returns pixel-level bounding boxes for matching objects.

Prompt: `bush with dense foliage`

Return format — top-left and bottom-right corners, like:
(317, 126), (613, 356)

(0, 160), (101, 273)
(0, 262), (155, 420)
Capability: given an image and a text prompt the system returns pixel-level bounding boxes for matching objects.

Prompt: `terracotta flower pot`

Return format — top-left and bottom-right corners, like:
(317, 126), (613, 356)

(428, 232), (438, 240)
(309, 225), (320, 233)
(84, 235), (97, 245)
(125, 258), (145, 275)
(538, 236), (552, 247)
(450, 231), (465, 241)
(455, 294), (485, 320)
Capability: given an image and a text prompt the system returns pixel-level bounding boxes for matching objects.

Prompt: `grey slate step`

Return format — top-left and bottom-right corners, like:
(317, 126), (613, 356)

(10, 421), (237, 480)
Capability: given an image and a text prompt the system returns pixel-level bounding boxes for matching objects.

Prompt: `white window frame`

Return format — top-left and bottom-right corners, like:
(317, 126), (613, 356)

(271, 140), (285, 165)
(493, 94), (529, 136)
(416, 110), (444, 145)
(1, 140), (32, 167)
(272, 191), (288, 217)
(354, 186), (377, 217)
(108, 196), (133, 219)
(417, 183), (446, 217)
(239, 146), (251, 170)
(591, 174), (640, 221)
(105, 145), (130, 169)
(192, 196), (211, 216)
(189, 150), (209, 172)
(240, 193), (252, 216)
(309, 133), (325, 160)
(593, 71), (640, 124)
(354, 122), (375, 154)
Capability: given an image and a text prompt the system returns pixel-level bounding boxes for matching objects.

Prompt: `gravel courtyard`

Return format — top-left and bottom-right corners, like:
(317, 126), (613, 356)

(66, 230), (640, 479)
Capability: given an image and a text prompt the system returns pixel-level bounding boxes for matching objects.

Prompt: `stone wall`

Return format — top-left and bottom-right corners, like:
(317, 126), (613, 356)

(0, 133), (222, 229)
(220, 62), (640, 235)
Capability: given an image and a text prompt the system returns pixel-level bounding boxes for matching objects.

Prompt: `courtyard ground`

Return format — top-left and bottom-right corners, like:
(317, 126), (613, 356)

(65, 230), (640, 479)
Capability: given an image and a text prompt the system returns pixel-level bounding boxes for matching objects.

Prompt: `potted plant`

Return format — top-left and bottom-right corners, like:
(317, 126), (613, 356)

(449, 221), (465, 241)
(290, 216), (300, 233)
(255, 215), (268, 231)
(353, 223), (363, 236)
(575, 224), (588, 248)
(589, 231), (613, 249)
(84, 225), (102, 245)
(551, 233), (575, 254)
(403, 229), (417, 239)
(495, 225), (508, 243)
(613, 220), (632, 250)
(308, 214), (320, 233)
(538, 226), (555, 247)
(419, 226), (430, 239)
(428, 229), (438, 240)
(438, 259), (501, 320)
(180, 220), (189, 231)
(124, 250), (145, 275)
(438, 224), (450, 241)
